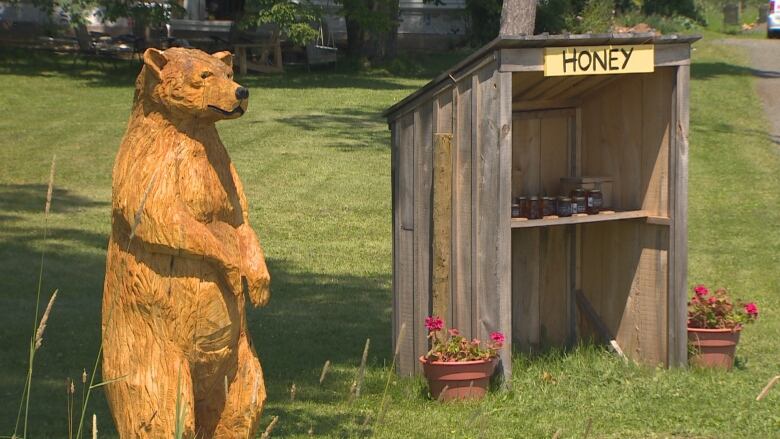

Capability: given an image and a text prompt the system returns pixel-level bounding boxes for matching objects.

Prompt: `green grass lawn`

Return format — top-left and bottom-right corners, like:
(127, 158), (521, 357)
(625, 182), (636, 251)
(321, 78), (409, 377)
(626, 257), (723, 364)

(1, 36), (779, 438)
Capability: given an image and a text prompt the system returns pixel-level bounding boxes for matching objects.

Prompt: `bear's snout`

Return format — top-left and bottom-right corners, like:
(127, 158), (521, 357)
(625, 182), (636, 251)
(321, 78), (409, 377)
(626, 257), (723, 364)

(235, 87), (249, 100)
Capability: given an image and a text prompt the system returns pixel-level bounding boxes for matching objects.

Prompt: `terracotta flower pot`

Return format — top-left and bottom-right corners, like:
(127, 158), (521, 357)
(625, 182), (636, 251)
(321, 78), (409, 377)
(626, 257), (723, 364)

(419, 356), (497, 401)
(687, 327), (742, 370)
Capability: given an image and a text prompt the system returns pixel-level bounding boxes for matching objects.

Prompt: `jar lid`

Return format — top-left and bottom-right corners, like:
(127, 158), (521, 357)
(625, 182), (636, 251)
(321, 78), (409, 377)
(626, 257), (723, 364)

(543, 196), (555, 200)
(529, 196), (539, 200)
(558, 196), (571, 201)
(516, 196), (527, 200)
(589, 189), (602, 193)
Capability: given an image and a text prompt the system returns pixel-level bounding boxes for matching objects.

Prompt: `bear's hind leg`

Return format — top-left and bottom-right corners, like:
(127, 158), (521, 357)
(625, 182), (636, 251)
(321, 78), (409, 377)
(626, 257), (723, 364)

(103, 338), (196, 438)
(209, 333), (266, 439)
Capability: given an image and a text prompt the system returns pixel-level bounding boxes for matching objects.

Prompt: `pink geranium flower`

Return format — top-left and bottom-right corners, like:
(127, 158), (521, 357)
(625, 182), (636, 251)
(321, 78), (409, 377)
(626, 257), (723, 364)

(448, 328), (460, 337)
(425, 316), (444, 332)
(490, 331), (505, 344)
(694, 284), (709, 297)
(744, 302), (759, 317)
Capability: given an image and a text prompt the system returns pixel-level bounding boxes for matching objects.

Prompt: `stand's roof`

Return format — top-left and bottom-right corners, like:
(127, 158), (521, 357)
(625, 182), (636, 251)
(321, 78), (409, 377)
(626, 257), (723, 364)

(383, 33), (701, 118)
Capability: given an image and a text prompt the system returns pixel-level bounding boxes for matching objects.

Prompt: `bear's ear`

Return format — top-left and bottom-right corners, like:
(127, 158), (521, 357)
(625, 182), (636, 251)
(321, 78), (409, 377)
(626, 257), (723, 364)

(212, 51), (233, 69)
(143, 48), (168, 77)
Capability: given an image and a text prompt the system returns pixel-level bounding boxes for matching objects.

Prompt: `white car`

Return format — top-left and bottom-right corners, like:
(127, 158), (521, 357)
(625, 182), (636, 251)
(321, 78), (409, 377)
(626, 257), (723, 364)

(770, 1), (780, 38)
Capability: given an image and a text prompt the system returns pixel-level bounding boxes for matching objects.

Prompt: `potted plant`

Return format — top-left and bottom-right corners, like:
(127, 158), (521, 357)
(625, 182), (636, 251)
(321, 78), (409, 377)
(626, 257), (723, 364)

(687, 284), (758, 369)
(419, 316), (504, 401)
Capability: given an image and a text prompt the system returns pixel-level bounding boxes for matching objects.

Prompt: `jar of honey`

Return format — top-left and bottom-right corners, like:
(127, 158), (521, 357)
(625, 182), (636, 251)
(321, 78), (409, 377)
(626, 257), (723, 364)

(557, 196), (572, 217)
(586, 189), (603, 214)
(511, 203), (521, 218)
(516, 196), (529, 218)
(542, 196), (556, 217)
(528, 196), (541, 219)
(574, 196), (587, 214)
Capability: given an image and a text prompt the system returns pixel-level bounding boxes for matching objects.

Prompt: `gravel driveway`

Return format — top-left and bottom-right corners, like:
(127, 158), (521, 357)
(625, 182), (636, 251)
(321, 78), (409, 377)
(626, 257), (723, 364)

(722, 38), (780, 146)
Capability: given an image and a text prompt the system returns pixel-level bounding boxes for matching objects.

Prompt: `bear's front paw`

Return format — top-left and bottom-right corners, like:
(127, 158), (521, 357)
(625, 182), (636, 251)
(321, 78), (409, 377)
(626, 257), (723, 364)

(247, 272), (270, 308)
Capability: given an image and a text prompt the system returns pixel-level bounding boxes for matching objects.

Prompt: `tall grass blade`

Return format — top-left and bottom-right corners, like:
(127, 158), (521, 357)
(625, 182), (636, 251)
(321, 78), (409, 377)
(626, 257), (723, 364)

(373, 323), (405, 435)
(174, 363), (187, 439)
(14, 155), (56, 439)
(260, 416), (279, 439)
(34, 289), (58, 351)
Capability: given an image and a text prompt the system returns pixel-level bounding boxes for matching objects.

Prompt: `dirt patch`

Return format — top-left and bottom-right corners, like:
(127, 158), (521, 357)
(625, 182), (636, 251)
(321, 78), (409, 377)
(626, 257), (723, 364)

(721, 38), (780, 146)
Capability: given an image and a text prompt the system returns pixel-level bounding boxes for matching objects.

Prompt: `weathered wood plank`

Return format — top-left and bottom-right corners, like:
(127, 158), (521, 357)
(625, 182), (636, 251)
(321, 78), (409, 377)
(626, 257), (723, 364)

(436, 92), (454, 134)
(641, 68), (673, 216)
(497, 70), (513, 381)
(512, 229), (540, 348)
(540, 115), (570, 195)
(511, 210), (650, 228)
(396, 114), (416, 375)
(452, 79), (473, 336)
(654, 44), (691, 67)
(512, 98), (581, 112)
(432, 134), (453, 321)
(391, 121), (400, 370)
(475, 64), (502, 346)
(413, 105), (434, 374)
(499, 48), (544, 72)
(668, 64), (689, 367)
(512, 71), (546, 98)
(540, 226), (569, 345)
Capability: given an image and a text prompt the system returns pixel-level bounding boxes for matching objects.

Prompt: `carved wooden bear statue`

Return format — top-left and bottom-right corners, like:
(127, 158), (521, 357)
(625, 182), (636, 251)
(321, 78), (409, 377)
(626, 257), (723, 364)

(102, 47), (270, 438)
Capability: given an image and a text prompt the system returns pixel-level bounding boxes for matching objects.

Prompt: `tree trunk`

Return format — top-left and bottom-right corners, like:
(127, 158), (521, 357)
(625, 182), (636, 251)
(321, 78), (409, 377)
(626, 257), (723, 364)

(382, 0), (400, 61)
(499, 0), (537, 36)
(345, 16), (365, 58)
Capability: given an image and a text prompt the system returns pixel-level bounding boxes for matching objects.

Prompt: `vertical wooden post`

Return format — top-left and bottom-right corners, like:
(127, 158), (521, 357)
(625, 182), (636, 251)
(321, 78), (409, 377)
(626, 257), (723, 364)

(669, 64), (690, 367)
(432, 133), (453, 321)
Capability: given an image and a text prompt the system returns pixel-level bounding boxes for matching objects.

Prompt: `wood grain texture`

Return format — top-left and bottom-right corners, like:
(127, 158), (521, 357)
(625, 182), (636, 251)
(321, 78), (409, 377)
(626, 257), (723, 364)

(475, 64), (501, 343)
(432, 134), (453, 327)
(396, 113), (416, 375)
(669, 64), (690, 367)
(413, 105), (433, 373)
(452, 79), (473, 336)
(103, 48), (269, 438)
(497, 70), (514, 381)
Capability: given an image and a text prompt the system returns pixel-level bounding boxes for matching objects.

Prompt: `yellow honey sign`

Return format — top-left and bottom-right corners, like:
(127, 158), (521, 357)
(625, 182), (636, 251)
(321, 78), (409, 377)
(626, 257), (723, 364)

(544, 45), (654, 76)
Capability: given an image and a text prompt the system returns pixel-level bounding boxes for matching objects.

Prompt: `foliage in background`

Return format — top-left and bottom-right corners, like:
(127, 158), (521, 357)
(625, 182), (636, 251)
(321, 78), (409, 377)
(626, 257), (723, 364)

(9, 0), (183, 27)
(463, 0), (502, 46)
(243, 0), (321, 46)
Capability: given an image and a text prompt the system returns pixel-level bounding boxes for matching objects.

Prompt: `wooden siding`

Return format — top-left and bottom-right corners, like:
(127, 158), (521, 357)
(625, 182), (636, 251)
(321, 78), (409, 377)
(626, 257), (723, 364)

(389, 41), (692, 377)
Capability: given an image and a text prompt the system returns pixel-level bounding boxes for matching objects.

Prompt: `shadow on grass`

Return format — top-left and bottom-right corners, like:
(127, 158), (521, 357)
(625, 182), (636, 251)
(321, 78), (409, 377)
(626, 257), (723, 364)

(271, 107), (389, 152)
(0, 196), (391, 438)
(693, 121), (780, 146)
(692, 61), (780, 80)
(0, 184), (108, 214)
(0, 47), (421, 92)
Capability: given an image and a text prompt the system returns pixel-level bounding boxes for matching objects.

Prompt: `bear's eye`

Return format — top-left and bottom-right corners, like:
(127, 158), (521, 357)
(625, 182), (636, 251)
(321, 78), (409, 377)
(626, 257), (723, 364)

(200, 71), (213, 79)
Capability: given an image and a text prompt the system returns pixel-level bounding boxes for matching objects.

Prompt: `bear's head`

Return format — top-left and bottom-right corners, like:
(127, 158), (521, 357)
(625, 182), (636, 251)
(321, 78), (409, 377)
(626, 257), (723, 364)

(138, 47), (248, 122)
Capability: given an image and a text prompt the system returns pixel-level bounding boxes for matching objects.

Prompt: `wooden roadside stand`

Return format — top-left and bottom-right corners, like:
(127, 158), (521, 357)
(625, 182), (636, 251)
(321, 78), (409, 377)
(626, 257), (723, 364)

(383, 33), (700, 380)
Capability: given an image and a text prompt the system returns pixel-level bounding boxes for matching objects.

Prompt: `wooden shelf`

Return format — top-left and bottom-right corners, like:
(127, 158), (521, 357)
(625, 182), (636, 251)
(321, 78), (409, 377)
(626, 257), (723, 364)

(511, 210), (653, 228)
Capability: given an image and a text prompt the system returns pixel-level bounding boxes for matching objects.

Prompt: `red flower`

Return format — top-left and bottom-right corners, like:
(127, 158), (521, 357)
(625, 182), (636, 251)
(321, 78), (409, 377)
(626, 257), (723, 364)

(708, 296), (717, 304)
(490, 331), (505, 344)
(744, 302), (758, 317)
(693, 284), (709, 297)
(425, 316), (444, 332)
